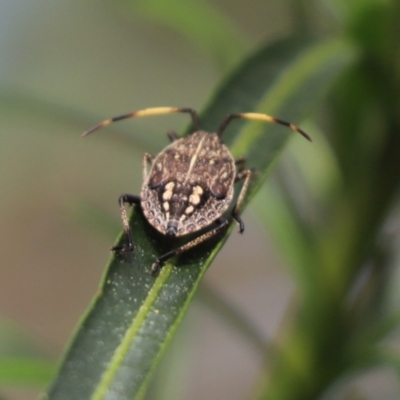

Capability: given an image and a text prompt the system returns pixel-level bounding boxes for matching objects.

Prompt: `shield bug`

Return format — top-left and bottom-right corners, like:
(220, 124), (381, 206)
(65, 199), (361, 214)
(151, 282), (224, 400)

(83, 107), (311, 275)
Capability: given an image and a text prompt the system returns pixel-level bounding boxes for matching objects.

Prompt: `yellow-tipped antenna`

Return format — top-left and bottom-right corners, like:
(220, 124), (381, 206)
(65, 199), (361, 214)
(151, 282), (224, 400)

(82, 107), (200, 137)
(216, 112), (311, 142)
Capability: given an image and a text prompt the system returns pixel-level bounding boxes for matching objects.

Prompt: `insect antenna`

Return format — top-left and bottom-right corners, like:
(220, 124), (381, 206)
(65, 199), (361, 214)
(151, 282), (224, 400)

(82, 107), (200, 137)
(216, 112), (311, 141)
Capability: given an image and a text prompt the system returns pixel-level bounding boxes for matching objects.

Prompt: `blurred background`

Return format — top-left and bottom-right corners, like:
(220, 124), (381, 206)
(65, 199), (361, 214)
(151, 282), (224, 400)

(0, 1), (299, 399)
(1, 1), (400, 399)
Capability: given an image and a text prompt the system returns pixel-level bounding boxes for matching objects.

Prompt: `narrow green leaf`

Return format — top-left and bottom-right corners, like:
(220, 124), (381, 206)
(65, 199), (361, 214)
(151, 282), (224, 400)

(46, 37), (356, 400)
(71, 200), (270, 354)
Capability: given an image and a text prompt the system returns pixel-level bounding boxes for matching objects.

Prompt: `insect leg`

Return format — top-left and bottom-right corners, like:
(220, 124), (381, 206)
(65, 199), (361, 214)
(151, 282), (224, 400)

(235, 157), (246, 172)
(150, 218), (229, 276)
(142, 152), (153, 182)
(112, 194), (141, 252)
(167, 130), (180, 142)
(232, 169), (253, 233)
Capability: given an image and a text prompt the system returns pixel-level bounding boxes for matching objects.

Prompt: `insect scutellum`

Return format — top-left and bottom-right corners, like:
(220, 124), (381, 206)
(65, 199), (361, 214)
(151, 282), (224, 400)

(83, 107), (311, 275)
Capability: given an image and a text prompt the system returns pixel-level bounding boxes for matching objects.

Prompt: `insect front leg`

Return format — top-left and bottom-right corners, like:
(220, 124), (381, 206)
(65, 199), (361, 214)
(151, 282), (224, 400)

(234, 157), (246, 172)
(142, 152), (153, 182)
(150, 218), (229, 276)
(232, 169), (252, 233)
(112, 194), (141, 252)
(166, 130), (180, 142)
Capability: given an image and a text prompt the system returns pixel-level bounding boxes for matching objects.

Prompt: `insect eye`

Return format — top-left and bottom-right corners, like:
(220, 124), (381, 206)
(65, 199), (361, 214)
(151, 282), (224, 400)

(149, 172), (163, 188)
(210, 181), (226, 199)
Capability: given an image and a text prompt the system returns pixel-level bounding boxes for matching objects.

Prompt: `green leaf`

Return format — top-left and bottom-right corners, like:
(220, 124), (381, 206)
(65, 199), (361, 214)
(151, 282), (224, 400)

(71, 200), (270, 354)
(46, 37), (356, 399)
(121, 0), (248, 70)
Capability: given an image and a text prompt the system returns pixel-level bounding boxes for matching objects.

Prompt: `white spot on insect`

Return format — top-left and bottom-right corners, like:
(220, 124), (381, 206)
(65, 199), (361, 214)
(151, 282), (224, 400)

(163, 201), (170, 211)
(179, 215), (186, 222)
(209, 159), (215, 165)
(174, 153), (180, 160)
(163, 190), (173, 201)
(189, 186), (203, 205)
(163, 182), (175, 201)
(194, 185), (203, 195)
(185, 206), (194, 215)
(189, 193), (200, 205)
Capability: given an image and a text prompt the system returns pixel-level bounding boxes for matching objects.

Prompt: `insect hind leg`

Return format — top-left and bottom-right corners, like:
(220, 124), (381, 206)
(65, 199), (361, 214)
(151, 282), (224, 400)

(231, 169), (252, 234)
(112, 194), (141, 252)
(150, 218), (229, 276)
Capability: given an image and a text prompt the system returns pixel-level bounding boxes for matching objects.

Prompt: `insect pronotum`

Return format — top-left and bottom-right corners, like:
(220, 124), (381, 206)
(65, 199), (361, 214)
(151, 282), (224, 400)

(83, 107), (311, 275)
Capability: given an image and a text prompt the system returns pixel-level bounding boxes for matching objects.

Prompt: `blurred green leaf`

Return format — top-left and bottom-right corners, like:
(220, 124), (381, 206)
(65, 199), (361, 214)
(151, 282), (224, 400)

(0, 319), (55, 388)
(121, 0), (248, 70)
(370, 348), (400, 377)
(354, 310), (400, 350)
(0, 87), (159, 154)
(197, 283), (268, 355)
(0, 358), (55, 387)
(253, 4), (400, 396)
(46, 37), (355, 399)
(251, 127), (331, 283)
(0, 319), (45, 360)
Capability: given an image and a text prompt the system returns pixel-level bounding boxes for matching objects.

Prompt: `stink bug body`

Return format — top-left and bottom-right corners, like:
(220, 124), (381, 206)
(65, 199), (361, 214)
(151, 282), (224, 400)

(83, 107), (311, 275)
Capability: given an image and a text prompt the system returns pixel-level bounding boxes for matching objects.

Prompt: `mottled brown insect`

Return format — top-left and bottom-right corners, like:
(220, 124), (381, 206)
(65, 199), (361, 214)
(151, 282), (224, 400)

(83, 107), (311, 275)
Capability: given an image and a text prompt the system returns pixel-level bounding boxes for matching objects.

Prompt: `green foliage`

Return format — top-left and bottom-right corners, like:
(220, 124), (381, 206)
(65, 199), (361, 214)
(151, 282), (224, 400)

(251, 2), (400, 399)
